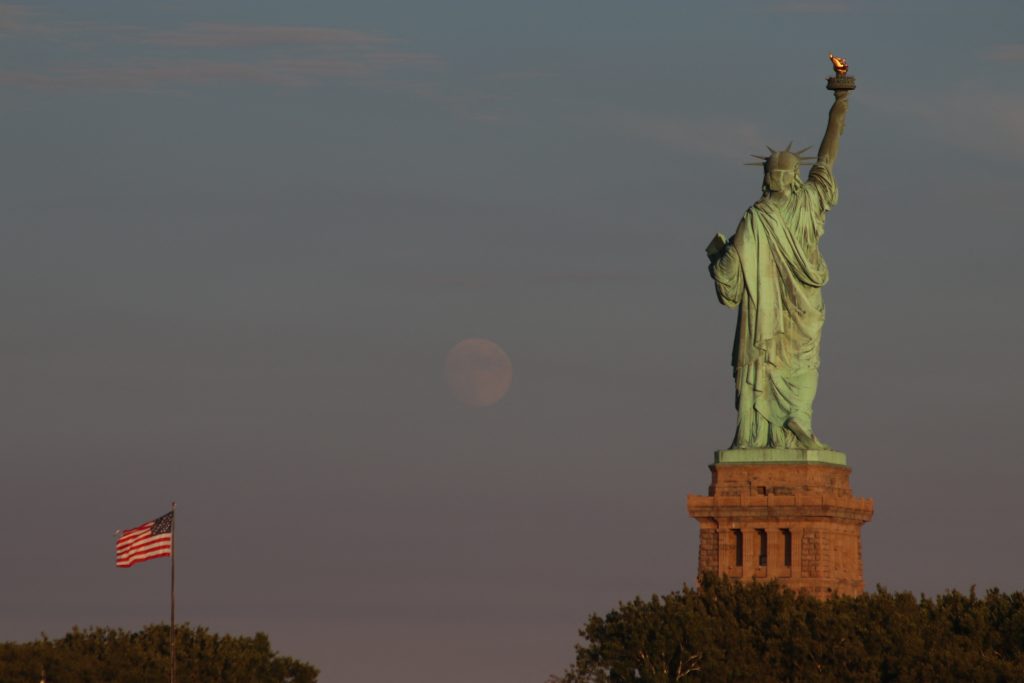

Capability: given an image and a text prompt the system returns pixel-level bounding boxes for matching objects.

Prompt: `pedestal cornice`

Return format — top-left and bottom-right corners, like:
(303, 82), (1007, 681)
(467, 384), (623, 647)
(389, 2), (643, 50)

(715, 448), (847, 467)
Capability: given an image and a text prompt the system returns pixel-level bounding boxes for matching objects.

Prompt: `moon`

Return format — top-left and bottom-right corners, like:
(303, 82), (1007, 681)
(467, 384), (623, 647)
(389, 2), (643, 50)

(444, 338), (513, 408)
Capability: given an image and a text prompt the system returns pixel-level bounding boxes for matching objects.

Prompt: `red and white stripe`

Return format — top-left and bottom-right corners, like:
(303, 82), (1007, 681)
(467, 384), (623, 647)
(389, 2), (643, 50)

(116, 521), (172, 568)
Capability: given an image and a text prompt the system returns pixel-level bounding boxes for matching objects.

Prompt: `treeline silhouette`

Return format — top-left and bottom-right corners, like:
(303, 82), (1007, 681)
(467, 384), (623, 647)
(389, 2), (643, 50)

(557, 574), (1024, 682)
(0, 624), (317, 682)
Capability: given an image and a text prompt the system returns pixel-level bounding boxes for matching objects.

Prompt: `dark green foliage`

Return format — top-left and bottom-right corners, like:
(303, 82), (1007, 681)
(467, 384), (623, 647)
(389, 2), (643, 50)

(559, 574), (1024, 683)
(0, 624), (318, 683)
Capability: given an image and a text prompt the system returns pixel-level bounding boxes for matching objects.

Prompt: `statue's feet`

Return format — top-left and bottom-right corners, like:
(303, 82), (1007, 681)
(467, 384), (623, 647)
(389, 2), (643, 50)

(785, 419), (830, 450)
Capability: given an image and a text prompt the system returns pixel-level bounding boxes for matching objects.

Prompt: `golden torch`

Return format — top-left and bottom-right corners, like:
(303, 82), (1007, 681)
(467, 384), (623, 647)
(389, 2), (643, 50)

(826, 52), (855, 91)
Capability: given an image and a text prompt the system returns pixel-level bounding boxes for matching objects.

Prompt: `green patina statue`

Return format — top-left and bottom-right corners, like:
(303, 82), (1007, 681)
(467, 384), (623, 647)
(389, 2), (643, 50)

(707, 59), (851, 451)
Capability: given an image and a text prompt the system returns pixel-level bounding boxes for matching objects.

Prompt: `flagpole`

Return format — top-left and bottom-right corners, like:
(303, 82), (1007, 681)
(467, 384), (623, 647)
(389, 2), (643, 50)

(170, 501), (176, 683)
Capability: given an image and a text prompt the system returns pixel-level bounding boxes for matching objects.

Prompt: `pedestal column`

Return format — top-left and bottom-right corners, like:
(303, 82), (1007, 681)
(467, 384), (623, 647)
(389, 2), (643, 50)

(687, 449), (873, 598)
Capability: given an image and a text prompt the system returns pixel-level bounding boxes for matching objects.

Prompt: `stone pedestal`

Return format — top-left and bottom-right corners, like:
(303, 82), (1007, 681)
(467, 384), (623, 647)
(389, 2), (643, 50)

(686, 449), (873, 598)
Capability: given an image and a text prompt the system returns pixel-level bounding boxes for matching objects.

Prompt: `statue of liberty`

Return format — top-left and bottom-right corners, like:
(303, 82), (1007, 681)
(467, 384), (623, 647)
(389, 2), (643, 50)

(707, 60), (851, 450)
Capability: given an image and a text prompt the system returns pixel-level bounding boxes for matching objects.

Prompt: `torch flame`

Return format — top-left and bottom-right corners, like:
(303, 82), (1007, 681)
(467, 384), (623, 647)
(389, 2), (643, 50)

(828, 52), (849, 77)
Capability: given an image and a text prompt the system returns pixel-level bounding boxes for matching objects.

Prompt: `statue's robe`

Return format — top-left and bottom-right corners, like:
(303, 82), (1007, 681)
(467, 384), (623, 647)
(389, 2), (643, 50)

(711, 164), (837, 448)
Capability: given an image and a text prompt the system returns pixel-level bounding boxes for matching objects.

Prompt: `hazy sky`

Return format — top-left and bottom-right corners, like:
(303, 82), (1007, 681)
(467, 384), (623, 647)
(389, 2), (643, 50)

(3, 1), (1024, 681)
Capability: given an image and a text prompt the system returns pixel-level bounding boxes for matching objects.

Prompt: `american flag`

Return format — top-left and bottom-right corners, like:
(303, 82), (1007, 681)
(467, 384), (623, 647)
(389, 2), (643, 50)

(116, 511), (173, 568)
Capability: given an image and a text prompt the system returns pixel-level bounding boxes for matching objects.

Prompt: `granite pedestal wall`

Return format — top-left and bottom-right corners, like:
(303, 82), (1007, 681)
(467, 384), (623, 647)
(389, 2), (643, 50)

(687, 449), (873, 598)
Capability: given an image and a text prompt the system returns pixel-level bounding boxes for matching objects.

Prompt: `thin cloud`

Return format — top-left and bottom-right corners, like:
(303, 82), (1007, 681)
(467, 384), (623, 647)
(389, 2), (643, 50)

(2, 12), (491, 118)
(984, 44), (1024, 62)
(0, 54), (442, 90)
(2, 15), (441, 91)
(0, 6), (138, 42)
(1, 60), (359, 89)
(146, 23), (390, 49)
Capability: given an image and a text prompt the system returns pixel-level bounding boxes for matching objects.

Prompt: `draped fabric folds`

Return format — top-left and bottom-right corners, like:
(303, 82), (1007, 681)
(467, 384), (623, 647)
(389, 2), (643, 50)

(711, 164), (838, 448)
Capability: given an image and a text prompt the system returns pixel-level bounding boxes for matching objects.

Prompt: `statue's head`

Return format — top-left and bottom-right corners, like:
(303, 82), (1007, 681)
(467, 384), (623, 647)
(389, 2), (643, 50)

(747, 144), (815, 195)
(764, 151), (802, 192)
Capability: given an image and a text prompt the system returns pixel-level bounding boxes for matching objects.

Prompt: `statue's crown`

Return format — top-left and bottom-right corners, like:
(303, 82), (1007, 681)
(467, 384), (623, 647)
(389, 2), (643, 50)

(745, 142), (816, 170)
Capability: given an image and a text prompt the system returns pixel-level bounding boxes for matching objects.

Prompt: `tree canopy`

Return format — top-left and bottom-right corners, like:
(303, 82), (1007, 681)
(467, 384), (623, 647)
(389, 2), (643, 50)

(558, 574), (1024, 683)
(0, 624), (318, 683)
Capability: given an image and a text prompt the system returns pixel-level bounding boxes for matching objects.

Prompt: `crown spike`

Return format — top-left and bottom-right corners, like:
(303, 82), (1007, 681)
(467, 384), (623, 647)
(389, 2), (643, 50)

(785, 141), (793, 152)
(765, 145), (776, 154)
(794, 145), (814, 156)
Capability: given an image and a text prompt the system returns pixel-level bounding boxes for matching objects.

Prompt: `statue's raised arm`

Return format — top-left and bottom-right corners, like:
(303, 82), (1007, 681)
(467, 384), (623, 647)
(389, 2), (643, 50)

(817, 91), (849, 168)
(819, 52), (855, 168)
